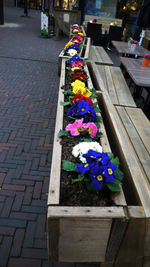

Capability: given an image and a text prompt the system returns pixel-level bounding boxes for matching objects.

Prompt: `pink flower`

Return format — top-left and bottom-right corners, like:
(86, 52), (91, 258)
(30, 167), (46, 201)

(82, 122), (97, 138)
(65, 119), (84, 136)
(72, 61), (85, 68)
(144, 54), (150, 59)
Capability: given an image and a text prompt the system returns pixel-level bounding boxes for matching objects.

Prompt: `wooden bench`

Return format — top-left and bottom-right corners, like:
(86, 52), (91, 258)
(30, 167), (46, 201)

(88, 46), (113, 66)
(98, 91), (150, 266)
(89, 62), (136, 107)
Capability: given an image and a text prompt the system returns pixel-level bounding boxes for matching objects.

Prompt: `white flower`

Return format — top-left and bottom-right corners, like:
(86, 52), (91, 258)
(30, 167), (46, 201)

(68, 49), (77, 57)
(72, 142), (102, 163)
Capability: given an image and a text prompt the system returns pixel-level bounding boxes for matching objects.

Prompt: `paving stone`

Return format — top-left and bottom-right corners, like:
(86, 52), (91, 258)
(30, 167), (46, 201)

(8, 258), (41, 267)
(11, 229), (25, 256)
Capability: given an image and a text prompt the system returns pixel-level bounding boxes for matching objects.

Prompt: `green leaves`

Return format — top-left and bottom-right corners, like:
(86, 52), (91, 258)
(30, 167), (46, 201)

(63, 90), (74, 96)
(58, 130), (69, 137)
(111, 157), (120, 168)
(72, 174), (84, 184)
(62, 160), (77, 172)
(90, 88), (97, 99)
(60, 101), (70, 106)
(115, 168), (124, 181)
(106, 183), (120, 192)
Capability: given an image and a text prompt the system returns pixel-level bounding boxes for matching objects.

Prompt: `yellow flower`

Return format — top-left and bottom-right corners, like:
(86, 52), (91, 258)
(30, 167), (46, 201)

(73, 29), (79, 33)
(65, 41), (73, 48)
(78, 32), (84, 36)
(82, 88), (92, 97)
(113, 21), (118, 25)
(71, 67), (80, 72)
(71, 79), (85, 89)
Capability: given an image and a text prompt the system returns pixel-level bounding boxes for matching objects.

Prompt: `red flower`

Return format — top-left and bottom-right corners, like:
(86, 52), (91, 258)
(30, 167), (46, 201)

(72, 94), (84, 102)
(72, 94), (93, 107)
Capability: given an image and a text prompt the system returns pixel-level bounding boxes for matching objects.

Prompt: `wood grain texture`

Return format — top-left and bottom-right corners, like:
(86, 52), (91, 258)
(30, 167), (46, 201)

(112, 41), (149, 57)
(89, 46), (113, 65)
(84, 37), (91, 59)
(105, 218), (128, 262)
(47, 59), (65, 205)
(119, 107), (150, 184)
(102, 92), (150, 217)
(47, 217), (59, 261)
(115, 206), (146, 267)
(120, 57), (150, 87)
(48, 206), (126, 219)
(59, 218), (112, 262)
(94, 65), (136, 107)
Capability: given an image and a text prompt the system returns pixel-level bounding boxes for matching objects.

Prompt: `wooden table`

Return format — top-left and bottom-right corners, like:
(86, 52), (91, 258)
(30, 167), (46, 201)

(120, 57), (150, 87)
(112, 41), (149, 57)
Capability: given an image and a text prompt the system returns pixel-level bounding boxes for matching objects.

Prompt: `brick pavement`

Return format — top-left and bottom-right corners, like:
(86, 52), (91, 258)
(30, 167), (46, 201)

(0, 6), (76, 267)
(0, 6), (102, 267)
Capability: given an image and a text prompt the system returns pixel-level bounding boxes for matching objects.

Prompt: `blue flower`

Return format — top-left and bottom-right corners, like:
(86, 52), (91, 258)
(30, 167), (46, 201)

(76, 100), (91, 115)
(72, 44), (79, 51)
(67, 100), (97, 122)
(77, 163), (90, 174)
(96, 152), (110, 166)
(103, 162), (118, 183)
(89, 165), (105, 190)
(67, 102), (78, 117)
(83, 150), (102, 163)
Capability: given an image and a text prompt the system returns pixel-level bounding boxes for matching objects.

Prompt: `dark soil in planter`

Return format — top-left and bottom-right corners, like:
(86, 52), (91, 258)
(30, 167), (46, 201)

(60, 67), (112, 207)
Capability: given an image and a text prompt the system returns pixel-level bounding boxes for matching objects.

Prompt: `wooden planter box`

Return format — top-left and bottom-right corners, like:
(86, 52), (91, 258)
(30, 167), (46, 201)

(97, 91), (150, 267)
(47, 59), (127, 263)
(69, 25), (86, 39)
(58, 37), (91, 75)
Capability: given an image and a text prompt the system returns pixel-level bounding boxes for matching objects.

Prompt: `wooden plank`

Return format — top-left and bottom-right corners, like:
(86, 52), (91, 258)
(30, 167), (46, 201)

(118, 107), (150, 184)
(101, 92), (150, 217)
(84, 37), (91, 60)
(125, 107), (150, 154)
(91, 63), (107, 92)
(48, 206), (126, 219)
(144, 218), (150, 260)
(104, 66), (118, 105)
(94, 46), (103, 63)
(47, 217), (59, 261)
(59, 218), (112, 262)
(97, 47), (113, 66)
(89, 46), (97, 62)
(110, 67), (136, 107)
(48, 60), (65, 205)
(81, 25), (86, 36)
(105, 217), (128, 262)
(115, 206), (145, 267)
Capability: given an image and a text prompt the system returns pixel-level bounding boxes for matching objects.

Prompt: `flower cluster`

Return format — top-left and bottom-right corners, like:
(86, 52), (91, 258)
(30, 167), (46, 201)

(72, 23), (80, 34)
(67, 100), (97, 123)
(144, 54), (150, 59)
(71, 69), (88, 82)
(66, 118), (97, 138)
(68, 55), (85, 68)
(72, 142), (102, 163)
(64, 25), (84, 57)
(71, 79), (92, 97)
(128, 37), (138, 44)
(60, 25), (123, 193)
(76, 150), (120, 191)
(72, 94), (93, 107)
